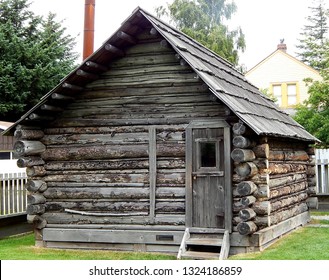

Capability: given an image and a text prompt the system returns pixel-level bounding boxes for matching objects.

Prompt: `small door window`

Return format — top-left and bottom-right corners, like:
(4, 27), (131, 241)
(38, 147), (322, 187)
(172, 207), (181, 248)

(200, 142), (217, 168)
(196, 140), (219, 170)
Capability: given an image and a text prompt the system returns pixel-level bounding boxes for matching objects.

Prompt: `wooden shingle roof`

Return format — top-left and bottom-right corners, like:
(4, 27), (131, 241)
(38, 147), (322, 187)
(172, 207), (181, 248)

(2, 7), (317, 142)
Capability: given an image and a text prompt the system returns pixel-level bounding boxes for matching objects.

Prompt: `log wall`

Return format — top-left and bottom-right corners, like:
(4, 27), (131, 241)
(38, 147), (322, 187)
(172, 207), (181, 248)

(14, 28), (231, 230)
(231, 122), (313, 235)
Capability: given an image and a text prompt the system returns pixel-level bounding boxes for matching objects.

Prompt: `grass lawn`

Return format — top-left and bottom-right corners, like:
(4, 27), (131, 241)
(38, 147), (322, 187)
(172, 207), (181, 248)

(0, 234), (175, 260)
(229, 227), (329, 260)
(1, 226), (329, 260)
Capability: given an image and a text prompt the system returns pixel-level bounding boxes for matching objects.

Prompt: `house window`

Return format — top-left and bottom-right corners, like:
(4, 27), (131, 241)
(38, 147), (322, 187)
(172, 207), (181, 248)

(272, 84), (282, 106)
(287, 84), (297, 106)
(271, 82), (299, 108)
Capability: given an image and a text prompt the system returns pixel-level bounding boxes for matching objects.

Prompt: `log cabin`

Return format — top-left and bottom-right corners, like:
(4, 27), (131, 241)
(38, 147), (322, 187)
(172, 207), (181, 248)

(2, 7), (318, 259)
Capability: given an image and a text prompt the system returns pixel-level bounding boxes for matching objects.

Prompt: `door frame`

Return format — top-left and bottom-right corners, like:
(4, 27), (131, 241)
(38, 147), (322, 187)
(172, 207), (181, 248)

(185, 119), (232, 232)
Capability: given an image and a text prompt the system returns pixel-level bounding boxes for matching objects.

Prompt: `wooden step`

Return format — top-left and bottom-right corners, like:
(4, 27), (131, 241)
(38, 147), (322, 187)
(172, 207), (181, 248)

(186, 238), (222, 247)
(181, 251), (220, 260)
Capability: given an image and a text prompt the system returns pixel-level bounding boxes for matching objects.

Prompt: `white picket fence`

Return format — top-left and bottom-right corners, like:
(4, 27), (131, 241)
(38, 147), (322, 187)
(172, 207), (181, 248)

(316, 149), (329, 194)
(0, 172), (28, 216)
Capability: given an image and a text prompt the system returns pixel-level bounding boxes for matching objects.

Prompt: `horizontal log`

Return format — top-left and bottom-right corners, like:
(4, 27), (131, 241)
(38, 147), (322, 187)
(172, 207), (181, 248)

(240, 196), (257, 207)
(232, 135), (255, 148)
(269, 172), (307, 188)
(42, 212), (185, 226)
(41, 132), (150, 145)
(231, 148), (255, 163)
(44, 187), (150, 200)
(254, 202), (308, 228)
(46, 201), (149, 213)
(269, 150), (309, 161)
(27, 214), (47, 229)
(17, 156), (45, 168)
(14, 129), (44, 140)
(45, 158), (185, 171)
(271, 192), (308, 212)
(25, 180), (47, 193)
(235, 162), (258, 178)
(27, 194), (46, 205)
(270, 181), (308, 200)
(265, 163), (307, 175)
(44, 124), (186, 135)
(44, 171), (148, 184)
(252, 144), (269, 159)
(235, 181), (258, 197)
(42, 143), (185, 161)
(82, 82), (207, 99)
(14, 140), (46, 157)
(253, 201), (271, 215)
(26, 166), (47, 177)
(44, 186), (185, 200)
(237, 221), (257, 235)
(26, 204), (46, 215)
(239, 208), (256, 222)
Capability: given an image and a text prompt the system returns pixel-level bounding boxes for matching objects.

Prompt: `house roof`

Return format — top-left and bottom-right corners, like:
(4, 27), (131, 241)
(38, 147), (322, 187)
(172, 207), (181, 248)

(246, 48), (322, 77)
(0, 121), (14, 131)
(2, 7), (317, 142)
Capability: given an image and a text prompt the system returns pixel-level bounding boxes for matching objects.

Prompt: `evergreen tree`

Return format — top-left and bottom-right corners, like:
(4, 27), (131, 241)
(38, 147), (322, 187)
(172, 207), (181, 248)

(296, 0), (329, 70)
(0, 0), (78, 121)
(156, 0), (245, 66)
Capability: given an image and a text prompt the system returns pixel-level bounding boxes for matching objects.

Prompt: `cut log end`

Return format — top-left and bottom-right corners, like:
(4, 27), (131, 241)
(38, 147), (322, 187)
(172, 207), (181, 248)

(237, 221), (257, 235)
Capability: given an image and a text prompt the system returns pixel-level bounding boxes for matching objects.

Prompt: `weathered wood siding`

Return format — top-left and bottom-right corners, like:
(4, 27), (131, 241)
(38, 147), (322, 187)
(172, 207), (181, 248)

(231, 123), (313, 235)
(18, 29), (230, 229)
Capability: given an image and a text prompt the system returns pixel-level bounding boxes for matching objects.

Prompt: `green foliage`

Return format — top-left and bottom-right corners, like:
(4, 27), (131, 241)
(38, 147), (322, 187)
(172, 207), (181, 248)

(0, 0), (78, 121)
(259, 88), (278, 103)
(296, 0), (329, 70)
(156, 0), (245, 66)
(294, 76), (329, 146)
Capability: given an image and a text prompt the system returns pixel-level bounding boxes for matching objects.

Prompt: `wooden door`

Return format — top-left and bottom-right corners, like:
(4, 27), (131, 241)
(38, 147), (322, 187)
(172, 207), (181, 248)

(186, 120), (231, 231)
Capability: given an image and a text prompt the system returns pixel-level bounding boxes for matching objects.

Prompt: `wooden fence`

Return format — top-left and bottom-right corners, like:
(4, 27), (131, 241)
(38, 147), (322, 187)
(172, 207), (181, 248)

(316, 149), (329, 194)
(0, 172), (27, 216)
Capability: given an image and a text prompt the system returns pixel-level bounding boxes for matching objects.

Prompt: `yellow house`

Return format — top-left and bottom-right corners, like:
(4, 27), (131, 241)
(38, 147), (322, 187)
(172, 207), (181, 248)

(245, 42), (322, 114)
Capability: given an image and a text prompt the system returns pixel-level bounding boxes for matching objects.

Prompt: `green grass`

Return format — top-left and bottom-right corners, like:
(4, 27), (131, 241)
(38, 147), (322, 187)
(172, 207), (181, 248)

(0, 234), (175, 260)
(229, 227), (329, 260)
(310, 211), (329, 216)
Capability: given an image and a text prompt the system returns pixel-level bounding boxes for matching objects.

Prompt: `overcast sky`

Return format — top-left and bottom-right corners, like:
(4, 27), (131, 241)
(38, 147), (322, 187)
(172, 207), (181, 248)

(29, 0), (312, 70)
